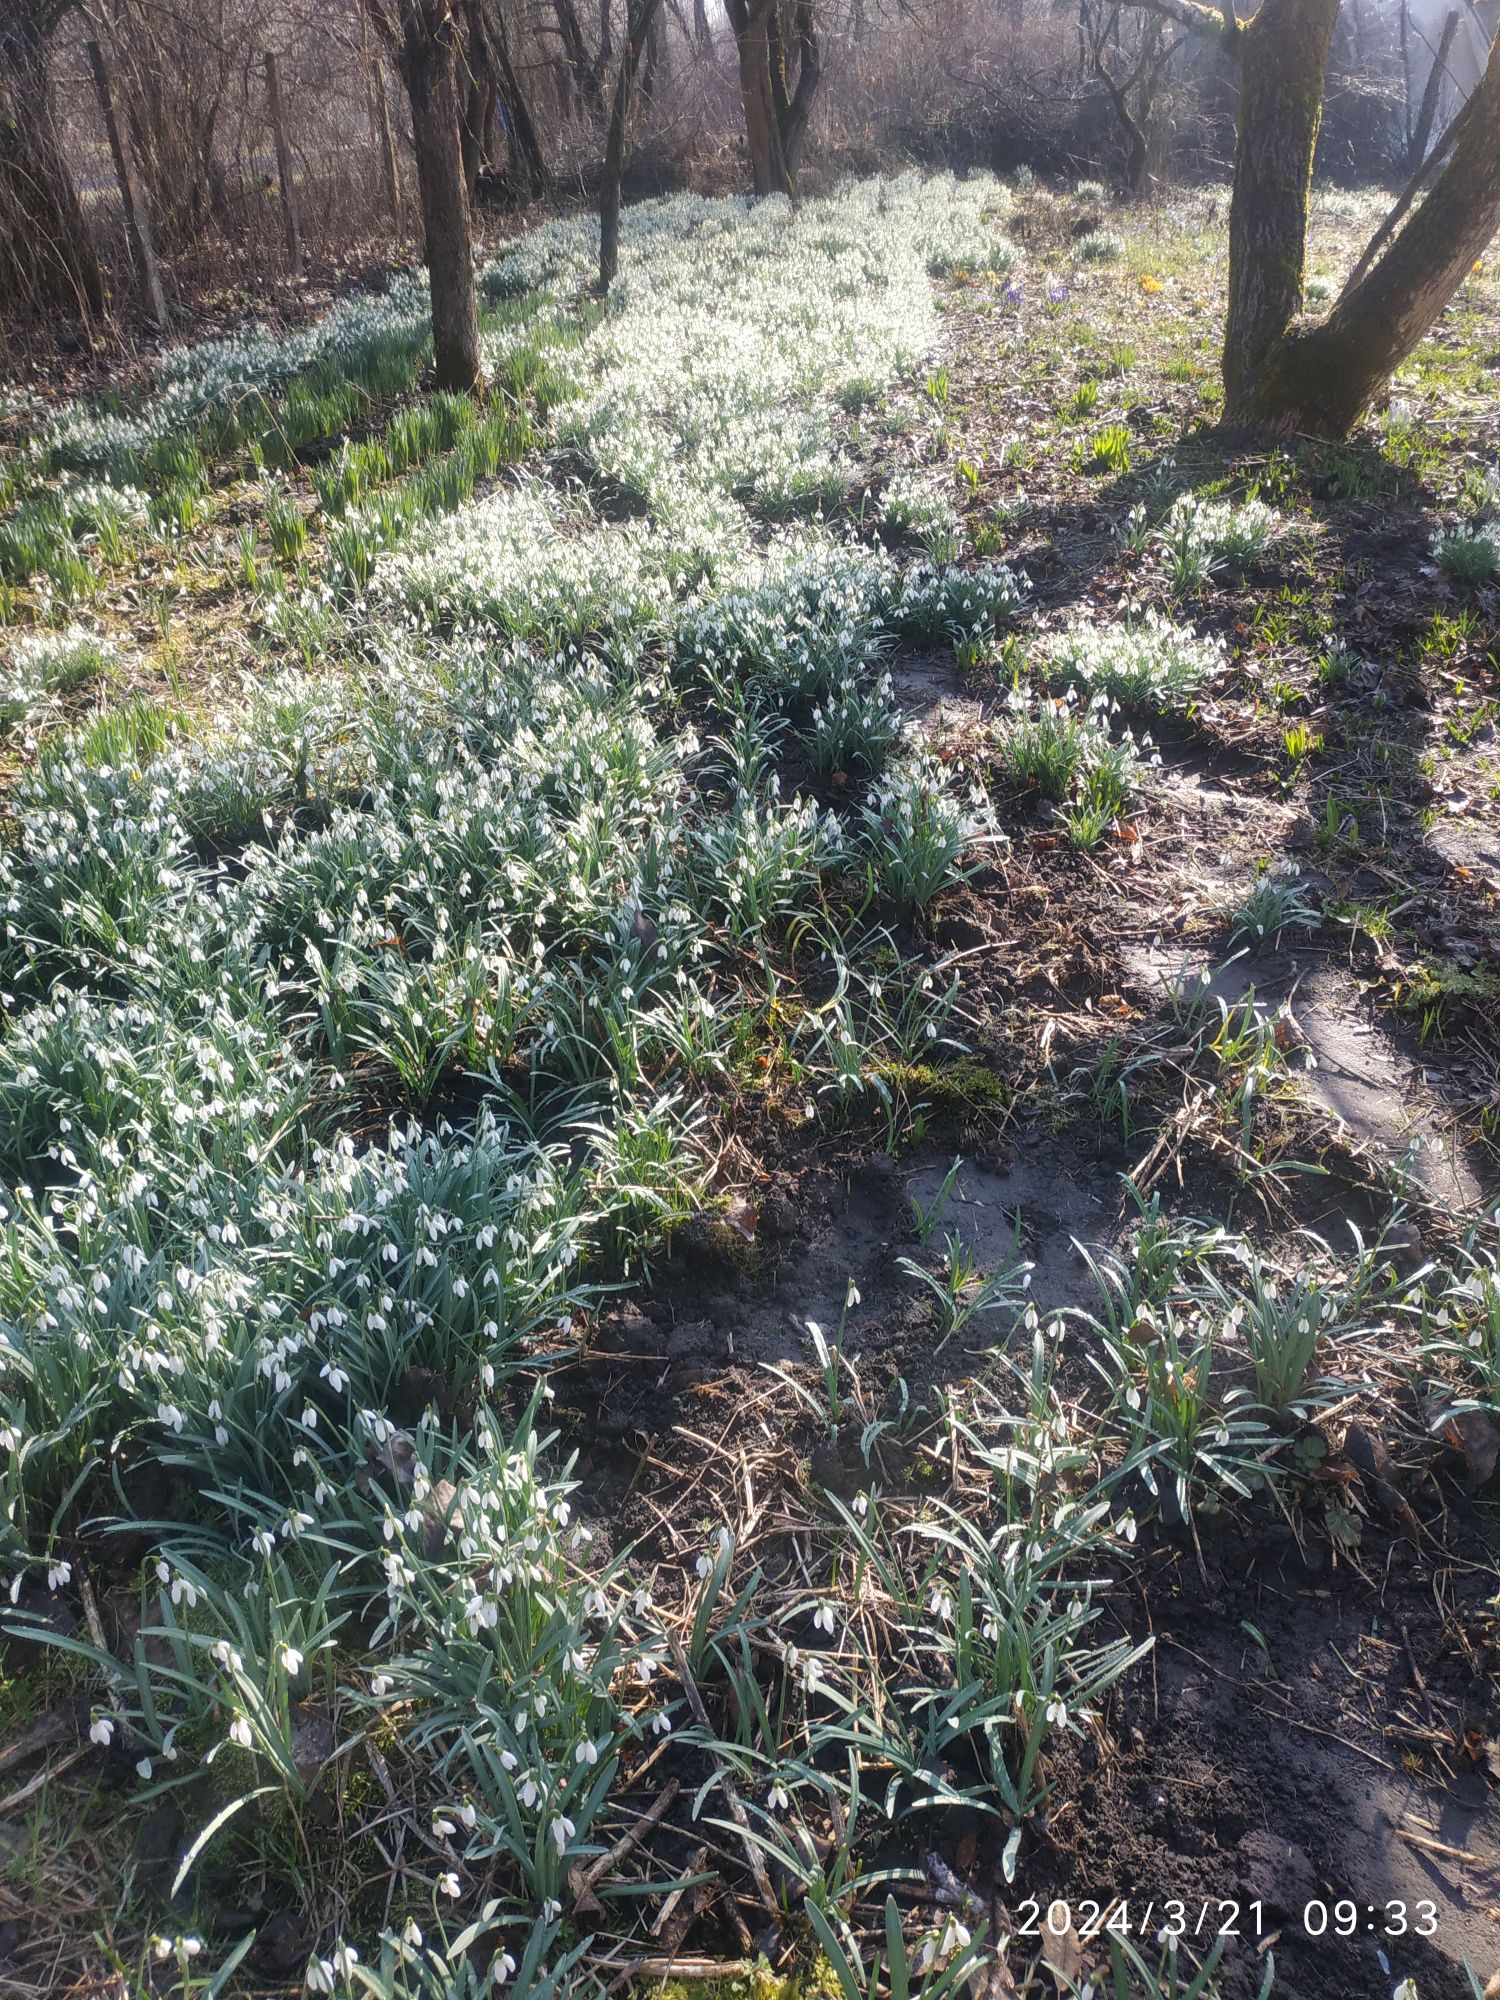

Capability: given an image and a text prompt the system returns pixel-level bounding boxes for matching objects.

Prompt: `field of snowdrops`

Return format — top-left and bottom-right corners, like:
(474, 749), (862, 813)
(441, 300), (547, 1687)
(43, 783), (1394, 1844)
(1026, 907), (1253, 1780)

(0, 171), (1497, 2000)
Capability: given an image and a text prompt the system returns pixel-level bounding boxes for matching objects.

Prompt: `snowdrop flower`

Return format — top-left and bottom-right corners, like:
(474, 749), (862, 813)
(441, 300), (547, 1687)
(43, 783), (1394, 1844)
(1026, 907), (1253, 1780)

(917, 1917), (971, 1972)
(493, 1948), (518, 1985)
(768, 1780), (791, 1811)
(439, 1871), (461, 1898)
(575, 1738), (601, 1766)
(229, 1716), (253, 1750)
(306, 1959), (335, 1995)
(929, 1584), (953, 1622)
(89, 1713), (115, 1747)
(813, 1601), (837, 1636)
(550, 1815), (575, 1854)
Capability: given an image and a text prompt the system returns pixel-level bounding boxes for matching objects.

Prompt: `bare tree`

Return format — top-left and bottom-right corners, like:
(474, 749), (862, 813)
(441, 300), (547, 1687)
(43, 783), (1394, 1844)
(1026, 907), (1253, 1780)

(723, 0), (822, 196)
(599, 0), (665, 288)
(0, 0), (105, 319)
(1130, 0), (1500, 434)
(474, 0), (549, 193)
(1086, 1), (1181, 192)
(363, 0), (484, 392)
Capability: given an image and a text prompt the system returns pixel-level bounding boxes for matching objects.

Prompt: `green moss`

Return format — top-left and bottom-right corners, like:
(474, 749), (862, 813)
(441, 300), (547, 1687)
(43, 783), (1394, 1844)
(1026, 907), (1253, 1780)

(648, 1956), (842, 2000)
(888, 1057), (1011, 1139)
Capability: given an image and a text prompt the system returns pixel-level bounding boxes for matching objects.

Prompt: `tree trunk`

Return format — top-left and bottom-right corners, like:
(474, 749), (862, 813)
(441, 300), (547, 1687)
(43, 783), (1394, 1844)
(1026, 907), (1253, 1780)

(1408, 7), (1458, 167)
(599, 0), (664, 290)
(772, 0), (821, 181)
(489, 16), (548, 191)
(1220, 0), (1340, 414)
(86, 36), (168, 325)
(394, 2), (483, 392)
(460, 62), (493, 197)
(0, 4), (105, 320)
(1229, 31), (1500, 434)
(372, 56), (402, 230)
(729, 0), (789, 195)
(553, 0), (606, 108)
(264, 52), (304, 277)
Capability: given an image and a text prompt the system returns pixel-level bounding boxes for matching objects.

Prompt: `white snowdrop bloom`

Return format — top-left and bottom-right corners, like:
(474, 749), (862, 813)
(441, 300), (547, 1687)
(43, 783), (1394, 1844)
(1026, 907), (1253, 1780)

(280, 1646), (304, 1676)
(333, 1943), (360, 1976)
(575, 1738), (601, 1766)
(229, 1717), (253, 1750)
(439, 1871), (461, 1898)
(46, 1560), (71, 1591)
(89, 1713), (115, 1747)
(136, 1757), (154, 1780)
(306, 1959), (335, 1995)
(929, 1585), (953, 1622)
(550, 1815), (575, 1854)
(767, 1781), (791, 1812)
(493, 1949), (518, 1985)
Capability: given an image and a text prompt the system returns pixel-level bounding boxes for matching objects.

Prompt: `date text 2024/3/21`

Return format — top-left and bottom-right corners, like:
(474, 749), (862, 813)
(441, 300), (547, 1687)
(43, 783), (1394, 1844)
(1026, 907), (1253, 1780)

(1014, 1898), (1440, 1941)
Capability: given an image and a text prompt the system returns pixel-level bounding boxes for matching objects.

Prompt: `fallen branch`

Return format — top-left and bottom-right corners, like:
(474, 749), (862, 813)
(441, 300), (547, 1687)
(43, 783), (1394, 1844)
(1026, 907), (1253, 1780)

(1398, 1825), (1490, 1870)
(668, 1639), (781, 1927)
(607, 1957), (754, 1994)
(570, 1779), (681, 1915)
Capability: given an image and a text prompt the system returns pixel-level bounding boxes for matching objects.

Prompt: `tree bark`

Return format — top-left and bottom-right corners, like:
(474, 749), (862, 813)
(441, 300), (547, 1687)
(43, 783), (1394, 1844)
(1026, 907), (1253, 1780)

(770, 0), (821, 181)
(263, 52), (304, 277)
(552, 0), (606, 108)
(599, 0), (664, 290)
(86, 36), (168, 325)
(0, 2), (105, 320)
(1408, 7), (1458, 167)
(727, 0), (789, 195)
(1220, 0), (1340, 413)
(372, 55), (405, 230)
(365, 1), (483, 392)
(487, 7), (549, 192)
(1230, 31), (1500, 434)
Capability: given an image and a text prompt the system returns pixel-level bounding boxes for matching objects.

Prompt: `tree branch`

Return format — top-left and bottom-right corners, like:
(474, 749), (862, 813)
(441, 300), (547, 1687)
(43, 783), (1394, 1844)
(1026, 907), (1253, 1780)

(1124, 0), (1237, 53)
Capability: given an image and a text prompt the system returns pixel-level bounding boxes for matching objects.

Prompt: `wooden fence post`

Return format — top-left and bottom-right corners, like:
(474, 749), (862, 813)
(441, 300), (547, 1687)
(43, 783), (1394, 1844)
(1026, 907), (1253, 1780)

(85, 37), (167, 326)
(263, 51), (304, 276)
